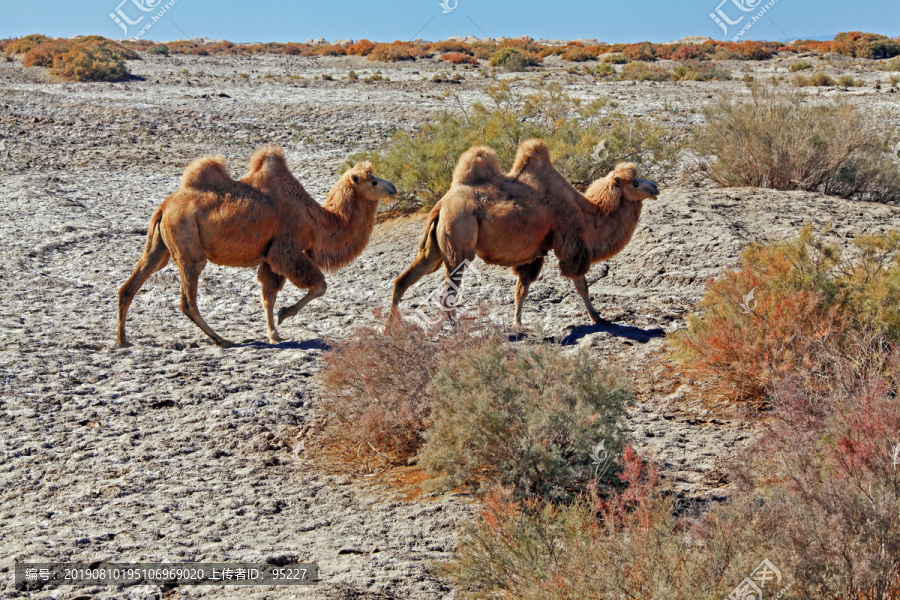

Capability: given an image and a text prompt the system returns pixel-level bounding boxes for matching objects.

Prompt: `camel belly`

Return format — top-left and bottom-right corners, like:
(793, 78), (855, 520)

(475, 219), (552, 267)
(198, 214), (280, 268)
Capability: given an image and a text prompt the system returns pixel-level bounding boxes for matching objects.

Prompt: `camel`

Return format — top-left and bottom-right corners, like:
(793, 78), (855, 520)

(389, 138), (659, 326)
(117, 145), (397, 348)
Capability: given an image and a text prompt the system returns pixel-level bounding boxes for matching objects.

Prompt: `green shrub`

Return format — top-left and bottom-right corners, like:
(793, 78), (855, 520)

(419, 342), (629, 500)
(792, 71), (836, 86)
(789, 61), (813, 72)
(489, 47), (540, 71)
(672, 61), (732, 81)
(601, 53), (627, 64)
(620, 61), (671, 81)
(51, 39), (129, 81)
(147, 44), (169, 56)
(592, 63), (616, 78)
(690, 83), (900, 203)
(348, 81), (679, 208)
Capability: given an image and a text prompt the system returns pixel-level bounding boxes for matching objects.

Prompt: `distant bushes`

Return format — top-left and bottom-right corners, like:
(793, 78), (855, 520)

(691, 83), (900, 203)
(489, 47), (541, 71)
(792, 71), (836, 86)
(368, 42), (420, 62)
(440, 52), (478, 65)
(349, 81), (678, 209)
(619, 62), (671, 81)
(147, 44), (169, 56)
(9, 36), (133, 81)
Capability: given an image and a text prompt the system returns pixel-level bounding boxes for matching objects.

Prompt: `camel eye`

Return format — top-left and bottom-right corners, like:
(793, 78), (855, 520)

(632, 181), (639, 187)
(372, 180), (378, 186)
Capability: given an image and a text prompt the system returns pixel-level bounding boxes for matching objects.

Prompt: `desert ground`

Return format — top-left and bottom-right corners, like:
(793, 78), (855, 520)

(1, 51), (900, 599)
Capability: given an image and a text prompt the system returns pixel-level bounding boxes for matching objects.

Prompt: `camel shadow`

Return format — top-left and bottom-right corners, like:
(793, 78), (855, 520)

(236, 339), (331, 351)
(557, 321), (666, 346)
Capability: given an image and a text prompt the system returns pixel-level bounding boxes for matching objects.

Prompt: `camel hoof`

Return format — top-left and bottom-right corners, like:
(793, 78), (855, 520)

(268, 335), (284, 345)
(117, 340), (133, 348)
(218, 339), (236, 349)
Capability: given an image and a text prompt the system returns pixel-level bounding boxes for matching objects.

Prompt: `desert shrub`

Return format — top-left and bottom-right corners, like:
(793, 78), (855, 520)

(837, 73), (864, 86)
(430, 40), (471, 54)
(283, 44), (302, 56)
(22, 39), (72, 67)
(347, 39), (376, 56)
(3, 34), (52, 58)
(51, 39), (129, 81)
(591, 63), (616, 78)
(671, 44), (705, 61)
(165, 40), (197, 54)
(317, 45), (346, 57)
(831, 31), (900, 59)
(445, 450), (793, 600)
(368, 42), (416, 62)
(349, 81), (679, 208)
(792, 71), (836, 86)
(489, 48), (540, 71)
(441, 52), (477, 65)
(789, 61), (812, 72)
(653, 44), (678, 60)
(561, 46), (595, 62)
(670, 228), (900, 400)
(673, 61), (732, 81)
(190, 47), (209, 56)
(601, 53), (628, 64)
(690, 83), (900, 203)
(419, 342), (629, 499)
(317, 317), (503, 463)
(622, 41), (656, 62)
(620, 61), (671, 81)
(147, 44), (169, 56)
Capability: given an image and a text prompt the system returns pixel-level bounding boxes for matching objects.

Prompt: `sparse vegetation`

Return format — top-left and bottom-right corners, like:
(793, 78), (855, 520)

(147, 44), (169, 56)
(489, 48), (540, 72)
(792, 71), (836, 86)
(349, 81), (678, 208)
(619, 61), (671, 81)
(420, 342), (629, 499)
(691, 83), (900, 203)
(789, 61), (813, 72)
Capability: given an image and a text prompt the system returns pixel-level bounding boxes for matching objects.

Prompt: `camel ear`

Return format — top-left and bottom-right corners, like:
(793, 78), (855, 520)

(614, 176), (621, 187)
(351, 174), (360, 184)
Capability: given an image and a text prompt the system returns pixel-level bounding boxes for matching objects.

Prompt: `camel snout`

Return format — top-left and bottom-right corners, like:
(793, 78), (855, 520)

(640, 179), (660, 199)
(378, 178), (398, 196)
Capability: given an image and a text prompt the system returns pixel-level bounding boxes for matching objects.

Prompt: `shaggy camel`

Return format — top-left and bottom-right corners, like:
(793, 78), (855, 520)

(117, 145), (397, 347)
(390, 138), (659, 325)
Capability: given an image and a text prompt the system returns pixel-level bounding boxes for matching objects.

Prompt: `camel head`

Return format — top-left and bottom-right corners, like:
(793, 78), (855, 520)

(344, 162), (398, 203)
(586, 162), (659, 213)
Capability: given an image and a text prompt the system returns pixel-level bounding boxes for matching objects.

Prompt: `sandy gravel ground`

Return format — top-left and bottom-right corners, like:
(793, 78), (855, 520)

(1, 51), (899, 600)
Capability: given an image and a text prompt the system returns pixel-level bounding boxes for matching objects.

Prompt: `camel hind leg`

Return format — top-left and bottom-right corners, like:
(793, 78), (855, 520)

(257, 262), (286, 344)
(512, 257), (544, 327)
(117, 230), (170, 347)
(389, 237), (443, 323)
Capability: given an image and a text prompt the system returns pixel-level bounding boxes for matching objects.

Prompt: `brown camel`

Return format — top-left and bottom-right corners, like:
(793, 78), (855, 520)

(389, 138), (659, 326)
(117, 145), (397, 348)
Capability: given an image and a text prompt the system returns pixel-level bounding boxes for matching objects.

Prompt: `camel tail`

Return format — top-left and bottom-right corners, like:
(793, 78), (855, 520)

(143, 204), (166, 255)
(419, 202), (442, 253)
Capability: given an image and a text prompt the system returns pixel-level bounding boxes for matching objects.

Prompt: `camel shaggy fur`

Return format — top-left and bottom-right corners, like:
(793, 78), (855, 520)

(390, 139), (659, 325)
(117, 145), (397, 347)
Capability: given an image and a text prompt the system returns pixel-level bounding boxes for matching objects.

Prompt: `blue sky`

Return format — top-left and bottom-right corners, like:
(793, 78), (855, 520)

(1, 0), (897, 44)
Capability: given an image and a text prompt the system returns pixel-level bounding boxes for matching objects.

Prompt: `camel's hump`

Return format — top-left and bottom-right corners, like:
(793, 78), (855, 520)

(510, 138), (550, 174)
(246, 144), (291, 180)
(452, 145), (503, 186)
(181, 155), (232, 191)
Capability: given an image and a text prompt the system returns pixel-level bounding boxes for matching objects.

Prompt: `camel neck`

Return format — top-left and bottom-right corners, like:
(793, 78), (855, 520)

(311, 197), (378, 272)
(583, 198), (644, 263)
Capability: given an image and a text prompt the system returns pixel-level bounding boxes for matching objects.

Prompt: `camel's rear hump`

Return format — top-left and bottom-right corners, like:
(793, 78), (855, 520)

(452, 146), (503, 186)
(181, 155), (232, 191)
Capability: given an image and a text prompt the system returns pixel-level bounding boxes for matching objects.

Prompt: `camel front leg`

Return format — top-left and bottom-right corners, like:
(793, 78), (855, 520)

(572, 275), (608, 325)
(267, 246), (327, 326)
(258, 263), (286, 343)
(511, 258), (544, 327)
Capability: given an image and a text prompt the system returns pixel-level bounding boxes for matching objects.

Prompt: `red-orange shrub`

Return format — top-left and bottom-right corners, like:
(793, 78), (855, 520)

(622, 41), (656, 61)
(368, 42), (417, 62)
(440, 52), (477, 65)
(347, 39), (375, 56)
